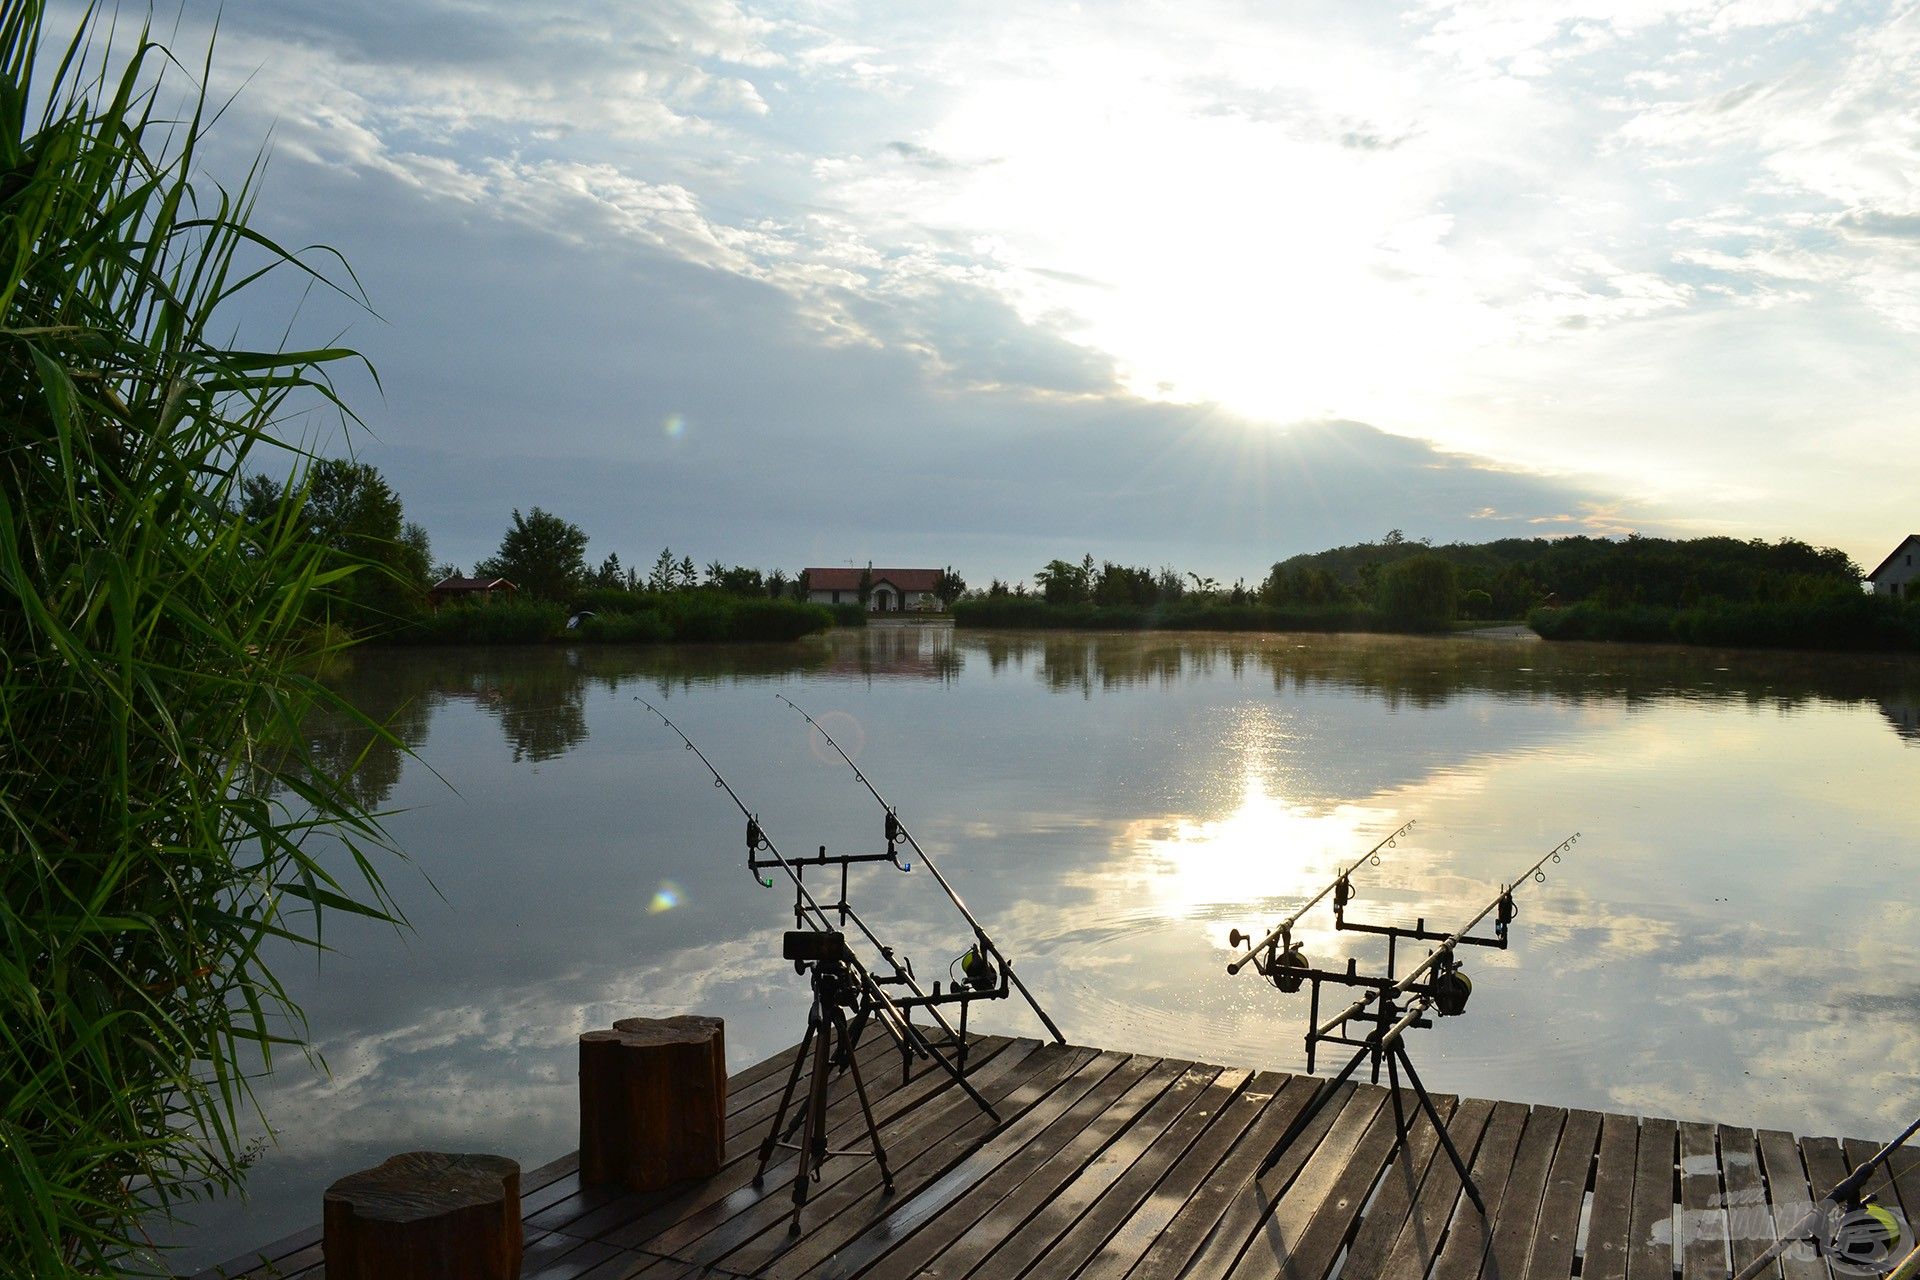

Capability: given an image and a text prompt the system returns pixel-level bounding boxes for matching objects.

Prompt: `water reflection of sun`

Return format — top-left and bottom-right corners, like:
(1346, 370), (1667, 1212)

(1122, 772), (1396, 945)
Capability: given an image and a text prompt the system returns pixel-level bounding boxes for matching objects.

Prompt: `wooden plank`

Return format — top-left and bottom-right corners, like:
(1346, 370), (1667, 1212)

(861, 1058), (1190, 1280)
(1074, 1071), (1291, 1280)
(1368, 1096), (1498, 1280)
(1425, 1099), (1530, 1280)
(1886, 1141), (1920, 1227)
(1756, 1129), (1828, 1280)
(734, 1045), (1105, 1279)
(1020, 1068), (1254, 1280)
(1680, 1121), (1728, 1280)
(1582, 1111), (1641, 1280)
(519, 1229), (626, 1279)
(1625, 1117), (1676, 1280)
(1116, 1075), (1334, 1280)
(1720, 1126), (1778, 1280)
(1335, 1093), (1463, 1279)
(1801, 1136), (1851, 1205)
(1523, 1108), (1603, 1280)
(811, 1051), (1160, 1279)
(1182, 1083), (1385, 1278)
(1842, 1138), (1901, 1221)
(650, 1040), (1066, 1266)
(1480, 1105), (1569, 1280)
(944, 1064), (1228, 1279)
(1803, 1136), (1853, 1269)
(1226, 1084), (1424, 1280)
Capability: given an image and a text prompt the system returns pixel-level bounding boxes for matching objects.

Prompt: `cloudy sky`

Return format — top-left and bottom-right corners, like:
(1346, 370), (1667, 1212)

(152, 0), (1920, 583)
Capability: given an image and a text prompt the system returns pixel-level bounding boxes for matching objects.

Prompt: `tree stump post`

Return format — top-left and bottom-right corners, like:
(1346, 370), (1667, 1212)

(323, 1151), (521, 1280)
(579, 1013), (726, 1190)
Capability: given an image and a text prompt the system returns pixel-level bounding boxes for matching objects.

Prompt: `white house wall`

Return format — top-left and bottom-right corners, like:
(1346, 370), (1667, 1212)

(1871, 538), (1920, 597)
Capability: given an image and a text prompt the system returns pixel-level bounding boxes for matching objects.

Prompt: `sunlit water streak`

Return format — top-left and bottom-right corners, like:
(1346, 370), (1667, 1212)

(158, 629), (1920, 1271)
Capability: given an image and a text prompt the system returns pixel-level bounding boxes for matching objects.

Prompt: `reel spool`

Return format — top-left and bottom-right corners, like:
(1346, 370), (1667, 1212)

(1431, 965), (1473, 1016)
(1270, 942), (1310, 993)
(959, 945), (997, 992)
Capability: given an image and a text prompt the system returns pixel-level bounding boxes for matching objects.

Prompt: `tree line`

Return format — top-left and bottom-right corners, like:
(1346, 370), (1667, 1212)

(235, 463), (875, 627)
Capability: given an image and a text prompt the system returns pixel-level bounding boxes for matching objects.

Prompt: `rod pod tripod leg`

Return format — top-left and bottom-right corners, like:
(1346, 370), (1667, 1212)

(1258, 1038), (1485, 1213)
(752, 966), (895, 1236)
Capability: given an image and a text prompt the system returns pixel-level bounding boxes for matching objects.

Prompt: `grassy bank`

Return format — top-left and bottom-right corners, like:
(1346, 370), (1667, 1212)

(1528, 594), (1920, 652)
(389, 591), (836, 645)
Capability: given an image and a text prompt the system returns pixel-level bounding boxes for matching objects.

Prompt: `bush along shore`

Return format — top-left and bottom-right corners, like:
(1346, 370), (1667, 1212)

(387, 588), (840, 646)
(1528, 594), (1920, 652)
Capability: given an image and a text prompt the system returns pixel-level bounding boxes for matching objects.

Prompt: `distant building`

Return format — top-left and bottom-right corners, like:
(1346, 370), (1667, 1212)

(428, 575), (517, 608)
(805, 567), (945, 612)
(1866, 535), (1920, 599)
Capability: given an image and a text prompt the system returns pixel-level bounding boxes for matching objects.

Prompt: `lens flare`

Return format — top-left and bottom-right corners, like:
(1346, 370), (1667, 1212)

(647, 880), (684, 914)
(807, 710), (865, 765)
(662, 413), (686, 438)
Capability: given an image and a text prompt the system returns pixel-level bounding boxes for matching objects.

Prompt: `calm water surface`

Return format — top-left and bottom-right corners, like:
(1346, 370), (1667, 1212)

(167, 628), (1920, 1270)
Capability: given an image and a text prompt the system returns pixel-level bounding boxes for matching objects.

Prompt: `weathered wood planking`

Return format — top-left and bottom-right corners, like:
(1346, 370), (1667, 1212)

(201, 1038), (1919, 1280)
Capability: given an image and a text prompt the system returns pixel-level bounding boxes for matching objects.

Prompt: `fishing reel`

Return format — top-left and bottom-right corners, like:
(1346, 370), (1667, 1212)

(1430, 955), (1472, 1017)
(953, 942), (999, 993)
(1229, 928), (1310, 993)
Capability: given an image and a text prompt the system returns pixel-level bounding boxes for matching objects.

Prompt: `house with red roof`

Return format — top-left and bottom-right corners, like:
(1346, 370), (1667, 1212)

(804, 566), (945, 612)
(428, 575), (517, 608)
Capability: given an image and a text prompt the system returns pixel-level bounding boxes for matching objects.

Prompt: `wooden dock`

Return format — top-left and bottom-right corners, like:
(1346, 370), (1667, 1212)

(199, 1034), (1918, 1280)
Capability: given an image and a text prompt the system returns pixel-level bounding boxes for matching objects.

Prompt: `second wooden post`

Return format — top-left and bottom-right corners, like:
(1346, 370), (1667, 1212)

(579, 1014), (726, 1191)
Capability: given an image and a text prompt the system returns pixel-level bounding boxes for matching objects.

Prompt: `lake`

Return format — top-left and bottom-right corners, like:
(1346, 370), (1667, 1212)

(165, 627), (1920, 1272)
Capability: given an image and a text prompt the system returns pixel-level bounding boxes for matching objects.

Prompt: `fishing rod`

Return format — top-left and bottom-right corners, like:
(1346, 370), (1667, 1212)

(1313, 832), (1578, 1042)
(634, 697), (996, 1117)
(1226, 818), (1415, 982)
(1731, 1110), (1920, 1279)
(775, 694), (1067, 1045)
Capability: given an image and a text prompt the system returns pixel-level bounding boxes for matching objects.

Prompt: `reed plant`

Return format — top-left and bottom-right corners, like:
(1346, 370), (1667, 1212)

(1, 4), (400, 1271)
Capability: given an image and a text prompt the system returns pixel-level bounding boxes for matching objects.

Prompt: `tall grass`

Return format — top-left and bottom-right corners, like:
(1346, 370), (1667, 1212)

(1, 5), (399, 1271)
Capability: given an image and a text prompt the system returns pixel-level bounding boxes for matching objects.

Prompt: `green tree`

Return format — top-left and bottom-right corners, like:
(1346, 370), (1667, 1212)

(0, 7), (401, 1267)
(1378, 554), (1459, 629)
(858, 561), (875, 607)
(717, 565), (764, 596)
(475, 507), (590, 601)
(650, 547), (677, 591)
(934, 565), (967, 607)
(1035, 558), (1091, 604)
(593, 552), (624, 589)
(242, 460), (429, 626)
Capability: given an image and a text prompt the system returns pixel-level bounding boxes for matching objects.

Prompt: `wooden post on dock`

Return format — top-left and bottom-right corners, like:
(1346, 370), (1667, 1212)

(579, 1014), (726, 1190)
(323, 1151), (521, 1280)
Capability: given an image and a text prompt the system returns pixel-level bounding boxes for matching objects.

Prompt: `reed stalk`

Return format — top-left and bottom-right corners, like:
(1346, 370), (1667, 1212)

(1, 3), (400, 1270)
